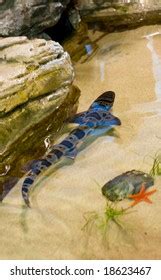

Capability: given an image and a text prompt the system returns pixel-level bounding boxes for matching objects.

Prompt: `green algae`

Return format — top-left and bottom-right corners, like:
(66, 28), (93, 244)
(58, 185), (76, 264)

(149, 151), (161, 177)
(82, 202), (130, 237)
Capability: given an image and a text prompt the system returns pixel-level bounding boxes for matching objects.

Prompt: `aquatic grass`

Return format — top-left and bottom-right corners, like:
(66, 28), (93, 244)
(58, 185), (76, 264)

(102, 204), (126, 227)
(82, 211), (100, 233)
(82, 202), (130, 238)
(149, 151), (161, 177)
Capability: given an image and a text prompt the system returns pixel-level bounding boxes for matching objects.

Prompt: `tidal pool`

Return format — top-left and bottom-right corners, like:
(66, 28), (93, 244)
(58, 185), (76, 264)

(1, 25), (161, 260)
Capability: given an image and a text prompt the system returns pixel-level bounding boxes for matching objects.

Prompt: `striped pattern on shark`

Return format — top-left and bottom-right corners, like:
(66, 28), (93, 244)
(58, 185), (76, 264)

(22, 91), (121, 207)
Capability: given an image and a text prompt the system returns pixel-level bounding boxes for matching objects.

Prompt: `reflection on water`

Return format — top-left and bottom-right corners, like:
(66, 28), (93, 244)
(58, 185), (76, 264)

(146, 32), (161, 100)
(0, 165), (10, 177)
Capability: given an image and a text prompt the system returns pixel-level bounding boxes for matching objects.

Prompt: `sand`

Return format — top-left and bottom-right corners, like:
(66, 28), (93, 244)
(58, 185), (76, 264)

(1, 25), (161, 260)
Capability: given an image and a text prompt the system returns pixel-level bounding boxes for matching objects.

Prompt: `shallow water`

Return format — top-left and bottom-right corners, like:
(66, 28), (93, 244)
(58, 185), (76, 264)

(1, 25), (161, 259)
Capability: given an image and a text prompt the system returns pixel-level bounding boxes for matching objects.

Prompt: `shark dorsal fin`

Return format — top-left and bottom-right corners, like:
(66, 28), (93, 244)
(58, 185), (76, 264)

(89, 91), (115, 111)
(70, 91), (116, 125)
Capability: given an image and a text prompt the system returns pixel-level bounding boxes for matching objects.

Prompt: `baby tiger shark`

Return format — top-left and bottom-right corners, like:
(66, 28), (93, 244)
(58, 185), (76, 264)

(22, 91), (121, 207)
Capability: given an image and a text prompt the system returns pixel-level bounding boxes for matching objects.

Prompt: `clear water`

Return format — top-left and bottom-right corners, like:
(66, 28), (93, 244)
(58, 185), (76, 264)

(1, 25), (161, 260)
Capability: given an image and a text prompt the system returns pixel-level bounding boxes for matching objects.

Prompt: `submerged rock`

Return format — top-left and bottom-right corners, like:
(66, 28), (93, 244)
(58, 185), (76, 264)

(0, 36), (80, 198)
(0, 0), (70, 37)
(102, 170), (154, 201)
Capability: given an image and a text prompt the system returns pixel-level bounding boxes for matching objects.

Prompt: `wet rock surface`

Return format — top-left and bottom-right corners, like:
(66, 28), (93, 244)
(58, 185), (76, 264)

(80, 1), (161, 32)
(0, 36), (80, 198)
(0, 0), (70, 37)
(0, 37), (74, 116)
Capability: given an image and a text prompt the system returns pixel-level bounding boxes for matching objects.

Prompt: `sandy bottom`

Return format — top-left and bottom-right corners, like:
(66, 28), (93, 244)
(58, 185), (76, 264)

(1, 25), (161, 260)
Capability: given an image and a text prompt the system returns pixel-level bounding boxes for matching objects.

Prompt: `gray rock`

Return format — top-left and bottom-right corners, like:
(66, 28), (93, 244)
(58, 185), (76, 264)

(0, 0), (70, 37)
(68, 7), (81, 29)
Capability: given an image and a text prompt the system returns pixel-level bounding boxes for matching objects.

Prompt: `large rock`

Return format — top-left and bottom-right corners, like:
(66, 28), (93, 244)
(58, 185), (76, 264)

(0, 36), (74, 116)
(0, 0), (70, 37)
(80, 0), (161, 31)
(0, 36), (80, 198)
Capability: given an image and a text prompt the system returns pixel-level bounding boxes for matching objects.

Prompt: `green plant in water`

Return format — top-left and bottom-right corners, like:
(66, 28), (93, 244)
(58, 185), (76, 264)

(82, 202), (130, 237)
(149, 151), (161, 177)
(102, 204), (126, 227)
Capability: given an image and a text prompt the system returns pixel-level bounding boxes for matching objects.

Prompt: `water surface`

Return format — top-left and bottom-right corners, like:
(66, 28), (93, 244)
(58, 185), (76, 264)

(1, 25), (161, 260)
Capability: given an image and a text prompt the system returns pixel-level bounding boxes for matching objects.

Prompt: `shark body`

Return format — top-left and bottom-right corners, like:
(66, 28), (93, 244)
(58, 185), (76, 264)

(22, 91), (121, 207)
